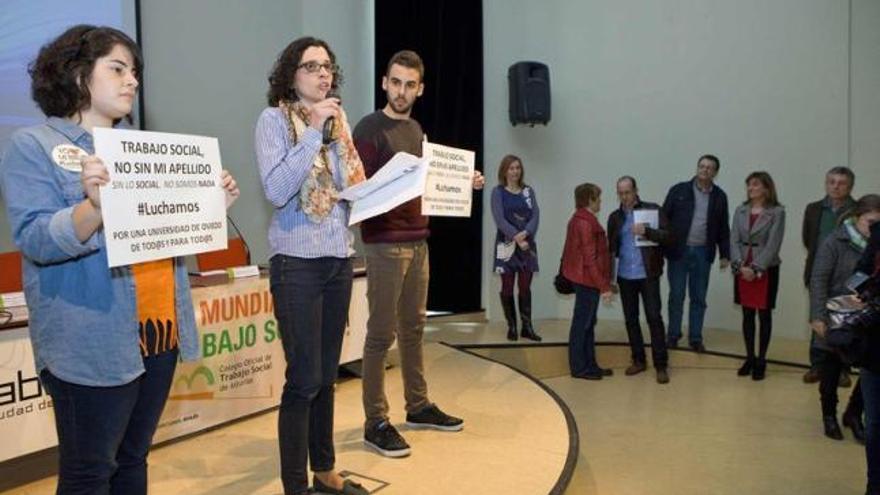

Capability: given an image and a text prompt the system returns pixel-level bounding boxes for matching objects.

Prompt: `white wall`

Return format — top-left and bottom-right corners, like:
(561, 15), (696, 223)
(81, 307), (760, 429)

(851, 0), (880, 191)
(483, 0), (878, 346)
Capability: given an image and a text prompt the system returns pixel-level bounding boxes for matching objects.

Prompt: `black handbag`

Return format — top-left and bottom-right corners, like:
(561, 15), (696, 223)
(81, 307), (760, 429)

(554, 258), (574, 295)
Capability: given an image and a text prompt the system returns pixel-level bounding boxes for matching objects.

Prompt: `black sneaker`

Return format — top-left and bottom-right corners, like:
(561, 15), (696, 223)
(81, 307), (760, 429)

(405, 404), (464, 432)
(364, 420), (411, 458)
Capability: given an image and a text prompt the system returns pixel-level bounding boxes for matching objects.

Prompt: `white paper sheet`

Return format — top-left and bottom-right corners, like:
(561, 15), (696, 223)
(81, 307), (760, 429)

(633, 209), (659, 247)
(343, 152), (429, 225)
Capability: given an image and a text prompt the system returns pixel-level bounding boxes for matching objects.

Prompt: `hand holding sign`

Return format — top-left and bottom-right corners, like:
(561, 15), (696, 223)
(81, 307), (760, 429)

(472, 170), (485, 190)
(81, 155), (109, 209)
(221, 170), (240, 208)
(342, 141), (477, 224)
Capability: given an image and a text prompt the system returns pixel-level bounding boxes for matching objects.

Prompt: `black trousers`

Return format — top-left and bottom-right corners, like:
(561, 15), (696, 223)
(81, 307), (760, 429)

(618, 277), (668, 368)
(818, 348), (863, 417)
(270, 255), (353, 495)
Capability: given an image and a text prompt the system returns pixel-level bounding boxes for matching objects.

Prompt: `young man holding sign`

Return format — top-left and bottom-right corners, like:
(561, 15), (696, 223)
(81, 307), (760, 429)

(353, 50), (484, 458)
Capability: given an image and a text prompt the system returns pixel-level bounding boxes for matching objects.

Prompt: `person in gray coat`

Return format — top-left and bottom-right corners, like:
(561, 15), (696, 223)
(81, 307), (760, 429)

(809, 194), (880, 442)
(730, 171), (785, 381)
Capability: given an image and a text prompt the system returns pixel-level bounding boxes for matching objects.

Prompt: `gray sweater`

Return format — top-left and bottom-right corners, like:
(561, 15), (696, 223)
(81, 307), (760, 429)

(809, 224), (864, 349)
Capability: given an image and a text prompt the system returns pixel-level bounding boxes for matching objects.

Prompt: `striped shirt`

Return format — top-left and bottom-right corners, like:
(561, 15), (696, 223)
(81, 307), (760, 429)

(254, 107), (354, 259)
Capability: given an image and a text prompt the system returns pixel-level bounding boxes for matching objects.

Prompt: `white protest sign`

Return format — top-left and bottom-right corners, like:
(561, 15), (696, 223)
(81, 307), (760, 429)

(94, 128), (227, 268)
(420, 142), (474, 217)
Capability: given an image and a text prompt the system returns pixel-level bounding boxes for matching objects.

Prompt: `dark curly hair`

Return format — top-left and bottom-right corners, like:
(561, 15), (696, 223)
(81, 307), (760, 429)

(29, 24), (142, 123)
(266, 36), (343, 106)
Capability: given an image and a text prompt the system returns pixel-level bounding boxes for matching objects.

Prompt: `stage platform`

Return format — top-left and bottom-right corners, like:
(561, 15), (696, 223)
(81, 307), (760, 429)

(1, 316), (869, 495)
(1, 342), (575, 495)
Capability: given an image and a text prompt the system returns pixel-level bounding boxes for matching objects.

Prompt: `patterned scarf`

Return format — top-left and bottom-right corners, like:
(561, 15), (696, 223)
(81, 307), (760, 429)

(279, 99), (365, 223)
(844, 217), (868, 252)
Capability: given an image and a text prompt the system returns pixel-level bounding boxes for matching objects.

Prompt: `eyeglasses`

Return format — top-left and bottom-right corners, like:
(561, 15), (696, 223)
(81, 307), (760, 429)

(297, 61), (338, 74)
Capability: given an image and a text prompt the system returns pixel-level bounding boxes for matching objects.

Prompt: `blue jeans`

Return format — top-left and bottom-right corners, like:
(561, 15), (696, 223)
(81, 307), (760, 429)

(40, 350), (178, 495)
(666, 245), (712, 345)
(569, 284), (601, 375)
(862, 368), (880, 494)
(270, 255), (352, 495)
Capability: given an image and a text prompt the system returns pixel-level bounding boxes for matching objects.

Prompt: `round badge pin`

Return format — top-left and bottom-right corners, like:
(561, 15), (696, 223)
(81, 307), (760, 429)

(51, 144), (88, 172)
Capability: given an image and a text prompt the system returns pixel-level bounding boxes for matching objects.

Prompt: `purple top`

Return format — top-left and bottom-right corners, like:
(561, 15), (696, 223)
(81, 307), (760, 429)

(491, 185), (539, 273)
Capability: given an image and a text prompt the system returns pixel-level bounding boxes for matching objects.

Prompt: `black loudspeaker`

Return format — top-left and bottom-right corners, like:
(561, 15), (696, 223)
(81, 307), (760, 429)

(508, 61), (551, 126)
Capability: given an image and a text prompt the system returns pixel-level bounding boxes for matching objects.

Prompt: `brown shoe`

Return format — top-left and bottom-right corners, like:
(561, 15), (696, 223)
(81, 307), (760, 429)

(656, 368), (670, 384)
(625, 362), (647, 376)
(803, 369), (820, 384)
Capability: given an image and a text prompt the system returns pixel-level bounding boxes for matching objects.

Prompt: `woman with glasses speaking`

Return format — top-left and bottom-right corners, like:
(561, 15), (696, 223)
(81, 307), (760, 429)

(254, 37), (368, 495)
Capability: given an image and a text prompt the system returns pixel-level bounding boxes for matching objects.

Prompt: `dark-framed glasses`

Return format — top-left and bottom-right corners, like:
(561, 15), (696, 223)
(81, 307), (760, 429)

(297, 61), (338, 74)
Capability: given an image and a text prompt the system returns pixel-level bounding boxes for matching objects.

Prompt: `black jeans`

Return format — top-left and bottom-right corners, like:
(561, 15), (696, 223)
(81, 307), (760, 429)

(818, 349), (864, 417)
(809, 332), (828, 370)
(618, 277), (668, 369)
(40, 350), (178, 495)
(862, 368), (880, 494)
(270, 255), (353, 495)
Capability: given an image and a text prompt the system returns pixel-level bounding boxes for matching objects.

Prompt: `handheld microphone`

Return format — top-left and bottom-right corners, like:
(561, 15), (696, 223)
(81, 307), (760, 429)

(322, 90), (339, 145)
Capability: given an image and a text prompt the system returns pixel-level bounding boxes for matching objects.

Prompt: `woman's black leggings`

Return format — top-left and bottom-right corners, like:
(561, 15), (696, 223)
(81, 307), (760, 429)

(742, 307), (772, 360)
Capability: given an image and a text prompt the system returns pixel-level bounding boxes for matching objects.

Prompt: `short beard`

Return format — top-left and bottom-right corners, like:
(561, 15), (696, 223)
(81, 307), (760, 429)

(389, 98), (413, 115)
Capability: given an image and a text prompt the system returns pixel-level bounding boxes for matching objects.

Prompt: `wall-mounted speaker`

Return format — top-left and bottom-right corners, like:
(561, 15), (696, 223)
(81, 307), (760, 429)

(508, 61), (551, 126)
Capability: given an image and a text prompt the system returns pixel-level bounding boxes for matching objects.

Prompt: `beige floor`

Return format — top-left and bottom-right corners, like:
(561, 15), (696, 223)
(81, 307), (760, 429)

(2, 342), (570, 495)
(472, 344), (865, 495)
(2, 315), (867, 495)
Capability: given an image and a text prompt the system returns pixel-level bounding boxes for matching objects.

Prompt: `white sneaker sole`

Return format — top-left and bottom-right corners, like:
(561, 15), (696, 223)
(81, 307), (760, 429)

(364, 439), (411, 458)
(404, 421), (464, 432)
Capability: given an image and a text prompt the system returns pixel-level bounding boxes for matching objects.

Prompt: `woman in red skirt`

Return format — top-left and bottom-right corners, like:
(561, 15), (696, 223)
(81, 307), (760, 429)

(730, 171), (785, 380)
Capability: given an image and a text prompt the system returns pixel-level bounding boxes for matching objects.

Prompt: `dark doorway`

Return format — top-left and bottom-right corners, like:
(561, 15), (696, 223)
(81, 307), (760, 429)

(373, 1), (484, 313)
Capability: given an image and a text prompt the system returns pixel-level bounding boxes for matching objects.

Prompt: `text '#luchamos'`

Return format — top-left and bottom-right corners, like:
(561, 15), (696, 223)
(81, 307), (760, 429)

(137, 201), (200, 216)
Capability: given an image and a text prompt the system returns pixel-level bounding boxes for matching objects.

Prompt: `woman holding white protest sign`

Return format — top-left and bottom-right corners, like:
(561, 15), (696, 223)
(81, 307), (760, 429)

(254, 36), (367, 495)
(0, 25), (239, 494)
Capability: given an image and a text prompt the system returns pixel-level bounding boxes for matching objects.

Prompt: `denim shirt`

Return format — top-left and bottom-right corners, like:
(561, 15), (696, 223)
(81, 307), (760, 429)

(0, 117), (198, 386)
(618, 209), (647, 280)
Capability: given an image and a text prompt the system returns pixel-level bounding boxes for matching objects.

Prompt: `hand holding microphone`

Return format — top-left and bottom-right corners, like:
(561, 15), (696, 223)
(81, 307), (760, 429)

(308, 90), (341, 144)
(322, 90), (340, 144)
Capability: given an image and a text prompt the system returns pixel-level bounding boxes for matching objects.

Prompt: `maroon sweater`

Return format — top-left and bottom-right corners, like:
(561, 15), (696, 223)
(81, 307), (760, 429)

(353, 110), (429, 243)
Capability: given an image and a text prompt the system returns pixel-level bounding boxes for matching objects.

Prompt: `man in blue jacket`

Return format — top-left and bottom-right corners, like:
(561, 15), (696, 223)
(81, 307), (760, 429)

(662, 154), (730, 352)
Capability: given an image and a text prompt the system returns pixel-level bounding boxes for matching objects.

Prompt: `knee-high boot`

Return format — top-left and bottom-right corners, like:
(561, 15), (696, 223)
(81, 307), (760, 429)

(500, 293), (518, 341)
(518, 292), (542, 342)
